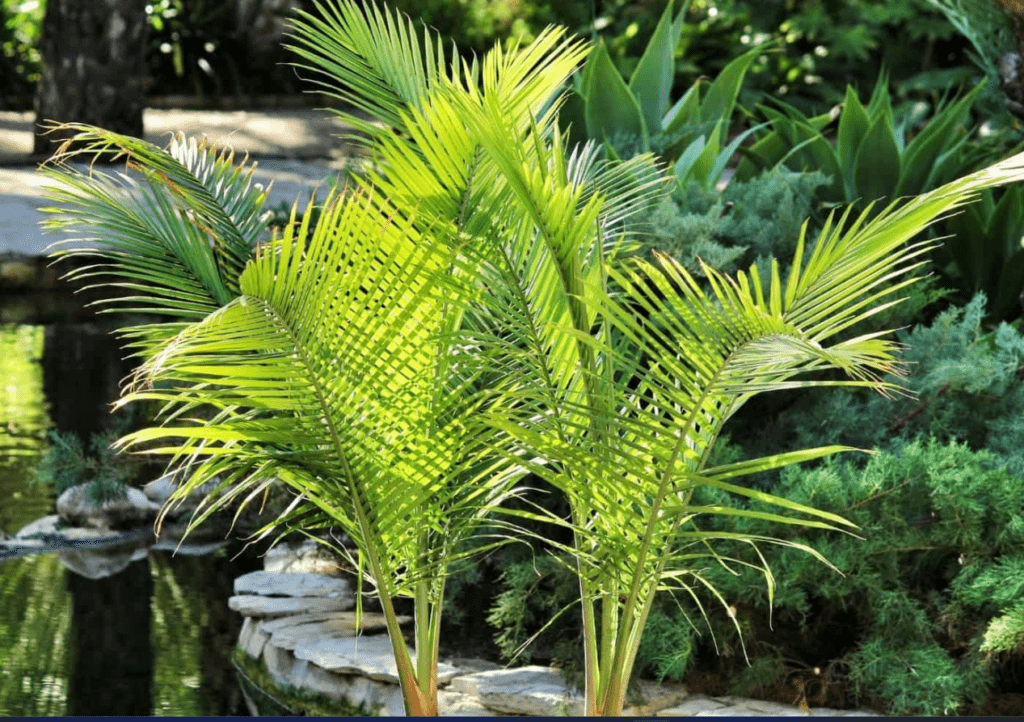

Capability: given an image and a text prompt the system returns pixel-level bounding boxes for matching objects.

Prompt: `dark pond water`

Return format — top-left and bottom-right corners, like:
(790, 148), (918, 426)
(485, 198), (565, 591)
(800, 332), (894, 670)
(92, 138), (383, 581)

(0, 311), (266, 716)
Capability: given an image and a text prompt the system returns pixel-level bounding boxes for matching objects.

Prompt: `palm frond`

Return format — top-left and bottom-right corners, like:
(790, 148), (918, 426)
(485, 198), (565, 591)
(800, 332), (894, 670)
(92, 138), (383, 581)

(41, 126), (272, 352)
(119, 188), (518, 597)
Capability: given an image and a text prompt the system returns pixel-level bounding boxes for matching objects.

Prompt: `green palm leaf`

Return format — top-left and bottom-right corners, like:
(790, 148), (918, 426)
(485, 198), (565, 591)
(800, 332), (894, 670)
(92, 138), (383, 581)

(41, 127), (272, 353)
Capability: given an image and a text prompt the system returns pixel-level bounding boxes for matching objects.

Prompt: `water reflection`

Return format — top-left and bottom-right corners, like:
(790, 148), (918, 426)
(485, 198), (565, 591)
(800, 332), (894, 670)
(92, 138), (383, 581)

(0, 319), (263, 716)
(0, 555), (70, 716)
(0, 324), (52, 535)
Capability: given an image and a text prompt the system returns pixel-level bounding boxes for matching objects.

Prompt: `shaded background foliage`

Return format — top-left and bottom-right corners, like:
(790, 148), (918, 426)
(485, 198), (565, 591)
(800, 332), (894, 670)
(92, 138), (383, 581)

(0, 0), (987, 108)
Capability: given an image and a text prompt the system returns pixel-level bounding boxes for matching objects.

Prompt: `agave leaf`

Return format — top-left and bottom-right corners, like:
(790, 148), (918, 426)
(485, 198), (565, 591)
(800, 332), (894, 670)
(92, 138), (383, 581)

(583, 40), (648, 149)
(865, 69), (892, 119)
(708, 122), (769, 187)
(698, 45), (761, 135)
(628, 0), (690, 136)
(687, 124), (723, 188)
(837, 85), (871, 190)
(897, 85), (980, 196)
(995, 250), (1024, 318)
(853, 114), (901, 204)
(662, 80), (703, 137)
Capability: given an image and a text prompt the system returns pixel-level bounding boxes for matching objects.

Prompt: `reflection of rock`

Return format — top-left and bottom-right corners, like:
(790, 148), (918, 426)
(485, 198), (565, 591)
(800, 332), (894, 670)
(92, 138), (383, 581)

(56, 484), (159, 530)
(14, 514), (152, 546)
(150, 536), (228, 556)
(56, 542), (149, 580)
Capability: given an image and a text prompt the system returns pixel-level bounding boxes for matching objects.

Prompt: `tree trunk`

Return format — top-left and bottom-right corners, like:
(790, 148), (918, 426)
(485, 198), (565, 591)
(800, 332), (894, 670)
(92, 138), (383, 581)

(33, 0), (148, 157)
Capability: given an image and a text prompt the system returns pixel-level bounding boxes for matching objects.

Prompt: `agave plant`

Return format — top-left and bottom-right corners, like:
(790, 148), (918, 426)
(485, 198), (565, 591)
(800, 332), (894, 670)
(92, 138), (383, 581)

(39, 0), (1024, 718)
(558, 0), (762, 189)
(940, 183), (1024, 323)
(734, 72), (984, 205)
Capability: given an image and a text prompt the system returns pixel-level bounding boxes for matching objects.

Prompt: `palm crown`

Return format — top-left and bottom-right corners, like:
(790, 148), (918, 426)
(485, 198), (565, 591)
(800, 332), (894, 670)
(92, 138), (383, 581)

(40, 0), (1024, 716)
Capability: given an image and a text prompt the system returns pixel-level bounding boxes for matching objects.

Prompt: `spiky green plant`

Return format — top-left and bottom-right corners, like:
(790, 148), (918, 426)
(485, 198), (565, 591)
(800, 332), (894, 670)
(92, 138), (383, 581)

(557, 0), (763, 189)
(38, 0), (1024, 717)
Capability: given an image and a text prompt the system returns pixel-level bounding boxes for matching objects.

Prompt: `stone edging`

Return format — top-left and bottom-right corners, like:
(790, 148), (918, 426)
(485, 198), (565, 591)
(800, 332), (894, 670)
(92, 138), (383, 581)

(232, 543), (885, 717)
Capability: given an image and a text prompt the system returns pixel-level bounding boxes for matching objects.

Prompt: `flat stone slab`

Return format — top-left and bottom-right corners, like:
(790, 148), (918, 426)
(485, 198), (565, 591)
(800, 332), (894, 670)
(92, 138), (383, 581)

(228, 594), (353, 617)
(659, 694), (730, 716)
(623, 680), (690, 715)
(449, 665), (584, 716)
(439, 690), (497, 716)
(696, 703), (806, 716)
(234, 570), (351, 598)
(291, 634), (459, 685)
(259, 611), (398, 644)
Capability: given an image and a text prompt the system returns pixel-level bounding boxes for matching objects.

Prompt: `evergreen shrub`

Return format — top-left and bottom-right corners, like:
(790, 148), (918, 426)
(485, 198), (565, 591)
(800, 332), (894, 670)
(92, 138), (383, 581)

(643, 168), (827, 276)
(690, 438), (1024, 716)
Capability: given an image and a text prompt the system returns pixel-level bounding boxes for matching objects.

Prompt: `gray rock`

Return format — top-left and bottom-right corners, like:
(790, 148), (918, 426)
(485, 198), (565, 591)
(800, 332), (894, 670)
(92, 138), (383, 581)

(259, 611), (395, 646)
(449, 666), (584, 716)
(234, 570), (351, 598)
(142, 472), (224, 515)
(228, 594), (352, 617)
(56, 484), (159, 530)
(285, 658), (353, 700)
(438, 690), (497, 716)
(56, 543), (149, 579)
(284, 659), (401, 715)
(239, 617), (271, 659)
(621, 679), (690, 716)
(256, 640), (400, 715)
(351, 677), (405, 716)
(262, 539), (346, 576)
(659, 695), (729, 716)
(744, 699), (815, 716)
(263, 640), (297, 687)
(697, 703), (797, 716)
(292, 634), (459, 685)
(238, 616), (255, 651)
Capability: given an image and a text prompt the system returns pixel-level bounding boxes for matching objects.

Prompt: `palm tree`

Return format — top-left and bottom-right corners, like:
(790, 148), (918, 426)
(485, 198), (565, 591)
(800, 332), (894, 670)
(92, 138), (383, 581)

(40, 4), (659, 714)
(40, 0), (1024, 716)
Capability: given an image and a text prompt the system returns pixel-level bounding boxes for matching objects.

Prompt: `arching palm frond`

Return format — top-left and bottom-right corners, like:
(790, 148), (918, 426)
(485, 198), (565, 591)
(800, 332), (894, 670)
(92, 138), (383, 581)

(288, 0), (587, 152)
(40, 127), (271, 354)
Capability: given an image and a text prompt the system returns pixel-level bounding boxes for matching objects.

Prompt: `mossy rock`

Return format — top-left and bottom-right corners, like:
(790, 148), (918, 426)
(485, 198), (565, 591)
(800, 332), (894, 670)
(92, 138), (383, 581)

(231, 647), (378, 717)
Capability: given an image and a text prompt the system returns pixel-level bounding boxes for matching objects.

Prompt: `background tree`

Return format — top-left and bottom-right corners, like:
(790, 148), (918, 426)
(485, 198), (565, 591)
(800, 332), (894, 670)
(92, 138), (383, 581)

(33, 0), (148, 156)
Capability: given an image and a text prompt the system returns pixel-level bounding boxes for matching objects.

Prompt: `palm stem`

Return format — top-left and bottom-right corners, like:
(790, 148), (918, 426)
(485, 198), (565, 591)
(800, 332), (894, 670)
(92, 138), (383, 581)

(576, 547), (600, 715)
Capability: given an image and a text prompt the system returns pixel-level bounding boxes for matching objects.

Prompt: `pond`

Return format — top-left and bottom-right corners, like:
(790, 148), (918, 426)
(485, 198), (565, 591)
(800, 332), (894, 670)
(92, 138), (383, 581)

(0, 309), (268, 716)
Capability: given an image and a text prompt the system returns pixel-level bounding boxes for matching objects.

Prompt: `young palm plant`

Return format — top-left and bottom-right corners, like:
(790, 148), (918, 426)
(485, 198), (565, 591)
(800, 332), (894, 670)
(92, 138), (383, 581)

(40, 0), (1024, 717)
(40, 2), (661, 715)
(445, 79), (1024, 713)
